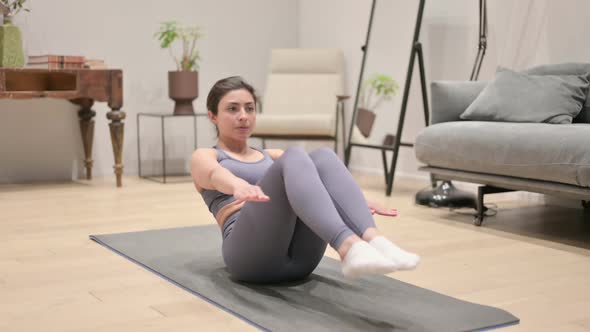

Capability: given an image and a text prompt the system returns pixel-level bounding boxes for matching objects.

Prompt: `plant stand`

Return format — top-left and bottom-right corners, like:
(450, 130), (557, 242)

(137, 112), (207, 183)
(345, 0), (429, 196)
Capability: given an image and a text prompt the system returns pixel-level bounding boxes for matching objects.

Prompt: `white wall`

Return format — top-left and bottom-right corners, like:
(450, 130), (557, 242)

(1, 0), (298, 183)
(4, 0), (590, 190)
(298, 0), (590, 183)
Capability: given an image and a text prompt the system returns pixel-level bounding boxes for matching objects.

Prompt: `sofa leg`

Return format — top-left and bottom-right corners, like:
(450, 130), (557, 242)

(429, 174), (437, 188)
(474, 185), (514, 226)
(475, 187), (485, 226)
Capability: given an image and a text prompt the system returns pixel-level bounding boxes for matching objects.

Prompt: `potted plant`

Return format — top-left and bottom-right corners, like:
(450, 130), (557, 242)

(154, 21), (203, 115)
(356, 73), (399, 138)
(0, 0), (28, 68)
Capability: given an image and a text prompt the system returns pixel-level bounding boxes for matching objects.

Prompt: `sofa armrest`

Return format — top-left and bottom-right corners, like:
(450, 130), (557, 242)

(430, 80), (488, 125)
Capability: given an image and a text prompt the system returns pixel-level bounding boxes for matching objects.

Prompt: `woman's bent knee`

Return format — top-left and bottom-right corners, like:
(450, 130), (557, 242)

(283, 146), (306, 157)
(279, 147), (313, 167)
(310, 147), (337, 160)
(309, 147), (340, 168)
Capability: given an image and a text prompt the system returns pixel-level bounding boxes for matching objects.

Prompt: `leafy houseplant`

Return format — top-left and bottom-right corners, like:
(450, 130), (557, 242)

(1, 0), (28, 22)
(155, 21), (202, 71)
(154, 21), (203, 115)
(359, 73), (399, 111)
(355, 73), (399, 138)
(0, 0), (29, 68)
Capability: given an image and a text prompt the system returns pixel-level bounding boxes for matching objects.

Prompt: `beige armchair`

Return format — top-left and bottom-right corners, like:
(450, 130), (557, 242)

(251, 48), (347, 153)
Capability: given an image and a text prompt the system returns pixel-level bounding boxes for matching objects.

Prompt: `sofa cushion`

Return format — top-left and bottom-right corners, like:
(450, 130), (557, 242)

(523, 63), (590, 123)
(460, 69), (589, 124)
(430, 81), (488, 125)
(415, 121), (590, 188)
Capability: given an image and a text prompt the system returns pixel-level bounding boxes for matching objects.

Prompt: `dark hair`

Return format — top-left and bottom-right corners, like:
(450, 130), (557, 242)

(206, 76), (257, 115)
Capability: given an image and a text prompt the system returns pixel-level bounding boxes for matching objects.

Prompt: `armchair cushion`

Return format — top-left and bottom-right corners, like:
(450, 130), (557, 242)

(460, 69), (589, 124)
(270, 48), (344, 75)
(262, 74), (342, 116)
(253, 113), (335, 136)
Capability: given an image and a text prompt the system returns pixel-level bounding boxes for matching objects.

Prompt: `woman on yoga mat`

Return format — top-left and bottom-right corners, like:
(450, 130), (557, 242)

(191, 76), (419, 283)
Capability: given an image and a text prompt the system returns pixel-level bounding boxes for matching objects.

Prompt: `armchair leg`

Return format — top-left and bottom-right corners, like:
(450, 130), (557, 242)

(344, 145), (352, 166)
(341, 102), (346, 156)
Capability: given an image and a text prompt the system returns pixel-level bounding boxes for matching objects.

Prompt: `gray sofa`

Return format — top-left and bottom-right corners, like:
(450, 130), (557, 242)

(414, 63), (590, 225)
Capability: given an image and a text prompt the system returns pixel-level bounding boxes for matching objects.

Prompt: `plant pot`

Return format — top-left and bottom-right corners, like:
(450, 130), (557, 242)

(168, 70), (198, 115)
(0, 22), (25, 68)
(356, 107), (376, 138)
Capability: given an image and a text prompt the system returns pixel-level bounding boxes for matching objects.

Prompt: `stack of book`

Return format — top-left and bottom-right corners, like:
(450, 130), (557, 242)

(27, 55), (86, 69)
(26, 55), (107, 69)
(84, 59), (107, 69)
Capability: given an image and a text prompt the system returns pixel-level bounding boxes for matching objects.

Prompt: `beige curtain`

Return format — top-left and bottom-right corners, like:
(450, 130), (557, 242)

(489, 0), (550, 70)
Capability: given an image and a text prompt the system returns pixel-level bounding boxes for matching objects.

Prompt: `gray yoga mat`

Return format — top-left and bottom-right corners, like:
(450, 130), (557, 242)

(90, 225), (519, 332)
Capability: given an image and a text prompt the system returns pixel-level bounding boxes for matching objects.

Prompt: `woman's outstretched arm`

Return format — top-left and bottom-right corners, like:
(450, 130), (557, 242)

(190, 148), (268, 201)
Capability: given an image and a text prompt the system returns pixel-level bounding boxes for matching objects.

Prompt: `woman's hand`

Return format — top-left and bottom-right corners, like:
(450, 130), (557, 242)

(367, 200), (398, 217)
(233, 183), (270, 202)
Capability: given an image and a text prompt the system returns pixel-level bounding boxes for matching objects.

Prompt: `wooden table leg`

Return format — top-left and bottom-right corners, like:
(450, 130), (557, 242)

(74, 98), (96, 180)
(107, 109), (125, 187)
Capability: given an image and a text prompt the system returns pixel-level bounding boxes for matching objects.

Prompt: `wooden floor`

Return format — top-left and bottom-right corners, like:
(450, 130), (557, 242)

(1, 174), (589, 332)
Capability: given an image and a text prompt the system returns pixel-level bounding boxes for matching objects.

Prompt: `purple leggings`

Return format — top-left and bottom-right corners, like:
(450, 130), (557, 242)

(222, 147), (376, 283)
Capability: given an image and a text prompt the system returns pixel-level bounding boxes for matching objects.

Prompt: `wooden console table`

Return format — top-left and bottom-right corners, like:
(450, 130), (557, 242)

(0, 69), (125, 187)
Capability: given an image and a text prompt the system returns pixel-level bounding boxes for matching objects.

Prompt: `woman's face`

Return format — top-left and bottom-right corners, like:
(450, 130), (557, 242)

(209, 88), (256, 141)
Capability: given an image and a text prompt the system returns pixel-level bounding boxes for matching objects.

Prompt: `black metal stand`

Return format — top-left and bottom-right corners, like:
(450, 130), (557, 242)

(345, 0), (429, 196)
(415, 0), (489, 211)
(137, 112), (207, 183)
(344, 0), (377, 167)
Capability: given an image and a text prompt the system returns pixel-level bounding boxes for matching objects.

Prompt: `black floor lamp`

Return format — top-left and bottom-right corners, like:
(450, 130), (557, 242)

(415, 0), (487, 209)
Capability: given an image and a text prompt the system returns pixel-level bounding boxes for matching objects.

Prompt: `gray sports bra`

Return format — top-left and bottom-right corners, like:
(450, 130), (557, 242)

(200, 146), (274, 218)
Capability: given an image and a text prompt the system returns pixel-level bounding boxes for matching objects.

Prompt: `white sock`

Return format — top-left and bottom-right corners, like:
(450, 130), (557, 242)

(369, 236), (420, 271)
(341, 241), (398, 279)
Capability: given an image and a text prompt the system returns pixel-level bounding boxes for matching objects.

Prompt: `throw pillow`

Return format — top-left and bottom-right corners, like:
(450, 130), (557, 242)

(460, 69), (589, 123)
(523, 63), (590, 123)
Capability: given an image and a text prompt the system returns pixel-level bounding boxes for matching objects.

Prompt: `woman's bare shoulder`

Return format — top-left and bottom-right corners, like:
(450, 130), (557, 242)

(192, 147), (218, 160)
(265, 149), (284, 160)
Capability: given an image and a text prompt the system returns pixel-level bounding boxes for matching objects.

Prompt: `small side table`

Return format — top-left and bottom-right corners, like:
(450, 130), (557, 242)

(137, 112), (208, 183)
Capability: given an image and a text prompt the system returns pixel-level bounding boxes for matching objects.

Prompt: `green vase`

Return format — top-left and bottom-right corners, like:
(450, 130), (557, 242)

(0, 22), (25, 68)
